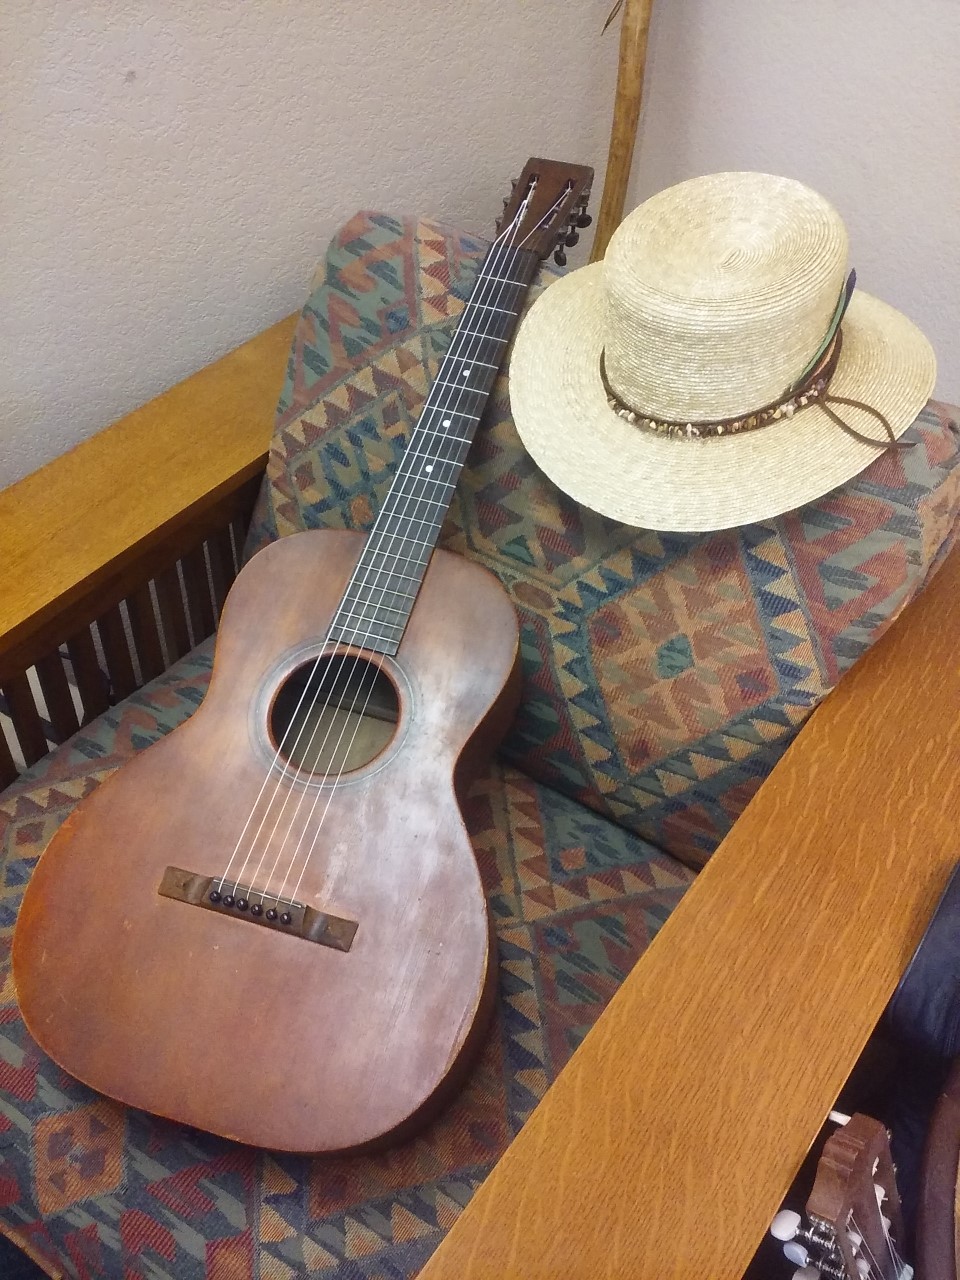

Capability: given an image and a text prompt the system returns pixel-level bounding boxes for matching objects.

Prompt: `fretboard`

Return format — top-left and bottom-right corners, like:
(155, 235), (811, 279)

(329, 241), (540, 655)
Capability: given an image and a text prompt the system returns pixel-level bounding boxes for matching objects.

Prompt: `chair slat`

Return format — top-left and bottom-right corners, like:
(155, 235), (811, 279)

(0, 725), (18, 790)
(181, 547), (215, 643)
(97, 606), (137, 701)
(229, 516), (247, 574)
(66, 626), (110, 723)
(207, 527), (237, 620)
(154, 564), (191, 664)
(1, 673), (49, 766)
(35, 651), (80, 743)
(128, 584), (165, 684)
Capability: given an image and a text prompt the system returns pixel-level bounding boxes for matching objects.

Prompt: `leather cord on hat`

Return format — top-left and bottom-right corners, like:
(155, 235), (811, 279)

(803, 319), (914, 451)
(818, 389), (914, 450)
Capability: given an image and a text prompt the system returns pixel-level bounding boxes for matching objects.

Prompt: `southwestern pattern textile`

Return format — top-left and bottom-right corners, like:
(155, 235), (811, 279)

(0, 210), (957, 1278)
(0, 648), (690, 1278)
(249, 212), (960, 870)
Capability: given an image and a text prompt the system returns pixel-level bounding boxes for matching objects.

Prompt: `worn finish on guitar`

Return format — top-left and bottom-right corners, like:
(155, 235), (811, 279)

(13, 530), (520, 1152)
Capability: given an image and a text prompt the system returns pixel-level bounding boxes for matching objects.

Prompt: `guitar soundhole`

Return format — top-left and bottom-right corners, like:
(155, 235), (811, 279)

(270, 653), (399, 777)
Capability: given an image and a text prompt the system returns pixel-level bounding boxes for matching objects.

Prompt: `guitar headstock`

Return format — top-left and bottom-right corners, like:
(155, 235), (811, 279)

(770, 1114), (911, 1279)
(495, 157), (594, 266)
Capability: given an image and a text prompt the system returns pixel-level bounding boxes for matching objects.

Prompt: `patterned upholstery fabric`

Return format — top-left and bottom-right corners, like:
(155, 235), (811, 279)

(0, 210), (957, 1278)
(0, 644), (690, 1278)
(248, 212), (960, 868)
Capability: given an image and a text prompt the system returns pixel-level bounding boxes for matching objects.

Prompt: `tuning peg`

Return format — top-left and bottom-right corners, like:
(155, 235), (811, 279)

(565, 230), (580, 248)
(576, 211), (593, 229)
(553, 246), (567, 267)
(784, 1241), (810, 1267)
(791, 1268), (821, 1279)
(771, 1211), (802, 1241)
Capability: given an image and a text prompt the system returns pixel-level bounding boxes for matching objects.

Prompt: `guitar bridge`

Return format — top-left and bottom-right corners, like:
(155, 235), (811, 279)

(158, 866), (358, 952)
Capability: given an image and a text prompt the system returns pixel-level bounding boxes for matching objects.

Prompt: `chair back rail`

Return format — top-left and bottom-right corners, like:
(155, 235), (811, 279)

(0, 487), (257, 786)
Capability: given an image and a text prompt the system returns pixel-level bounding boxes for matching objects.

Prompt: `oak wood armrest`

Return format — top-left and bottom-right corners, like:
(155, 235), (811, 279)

(0, 315), (297, 681)
(419, 546), (960, 1280)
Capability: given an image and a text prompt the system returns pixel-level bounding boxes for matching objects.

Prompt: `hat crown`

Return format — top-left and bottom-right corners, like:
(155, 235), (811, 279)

(603, 172), (849, 421)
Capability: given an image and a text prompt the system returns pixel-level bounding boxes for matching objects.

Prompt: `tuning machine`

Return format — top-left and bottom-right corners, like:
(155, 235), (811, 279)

(552, 199), (593, 266)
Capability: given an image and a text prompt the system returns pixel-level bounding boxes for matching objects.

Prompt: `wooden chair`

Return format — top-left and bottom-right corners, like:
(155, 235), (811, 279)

(2, 307), (959, 1276)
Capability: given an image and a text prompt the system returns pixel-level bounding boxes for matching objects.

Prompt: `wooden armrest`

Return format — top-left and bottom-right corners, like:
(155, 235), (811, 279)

(419, 546), (960, 1280)
(0, 315), (295, 786)
(0, 315), (296, 680)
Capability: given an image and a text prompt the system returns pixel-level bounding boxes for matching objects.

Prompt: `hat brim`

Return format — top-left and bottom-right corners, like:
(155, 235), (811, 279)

(509, 263), (936, 531)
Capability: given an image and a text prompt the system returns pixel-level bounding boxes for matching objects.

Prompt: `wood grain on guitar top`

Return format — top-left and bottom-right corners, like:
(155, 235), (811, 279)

(417, 548), (960, 1279)
(13, 529), (520, 1154)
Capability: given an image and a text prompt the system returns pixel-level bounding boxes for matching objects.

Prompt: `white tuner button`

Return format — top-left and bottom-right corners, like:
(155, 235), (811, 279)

(784, 1241), (810, 1266)
(771, 1210), (802, 1240)
(792, 1269), (820, 1280)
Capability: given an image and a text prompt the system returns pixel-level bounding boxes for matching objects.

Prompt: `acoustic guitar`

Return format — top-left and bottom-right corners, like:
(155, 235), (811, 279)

(769, 1112), (913, 1279)
(13, 159), (593, 1154)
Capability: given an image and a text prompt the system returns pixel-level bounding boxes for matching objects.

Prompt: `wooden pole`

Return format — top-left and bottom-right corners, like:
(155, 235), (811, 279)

(589, 0), (657, 262)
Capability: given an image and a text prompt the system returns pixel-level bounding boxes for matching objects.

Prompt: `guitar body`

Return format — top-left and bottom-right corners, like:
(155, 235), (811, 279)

(13, 529), (521, 1153)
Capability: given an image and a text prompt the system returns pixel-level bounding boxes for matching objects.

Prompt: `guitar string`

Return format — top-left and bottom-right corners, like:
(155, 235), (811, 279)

(277, 191), (572, 911)
(254, 234), (524, 907)
(848, 1209), (890, 1279)
(273, 213), (536, 910)
(873, 1199), (906, 1277)
(230, 228), (525, 905)
(212, 205), (532, 900)
(219, 198), (534, 906)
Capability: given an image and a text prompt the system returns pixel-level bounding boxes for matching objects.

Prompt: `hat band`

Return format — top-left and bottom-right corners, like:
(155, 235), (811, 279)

(602, 328), (911, 452)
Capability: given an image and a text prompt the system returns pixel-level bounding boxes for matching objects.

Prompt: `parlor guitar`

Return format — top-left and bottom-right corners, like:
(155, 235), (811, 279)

(13, 160), (593, 1154)
(770, 1113), (913, 1279)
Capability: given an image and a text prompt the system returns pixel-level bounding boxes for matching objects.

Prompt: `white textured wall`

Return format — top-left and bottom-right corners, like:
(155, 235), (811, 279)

(1, 1), (957, 489)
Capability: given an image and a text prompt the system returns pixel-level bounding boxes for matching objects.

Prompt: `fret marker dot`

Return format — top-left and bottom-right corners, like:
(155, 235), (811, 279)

(442, 419), (451, 428)
(461, 369), (470, 378)
(425, 464), (433, 473)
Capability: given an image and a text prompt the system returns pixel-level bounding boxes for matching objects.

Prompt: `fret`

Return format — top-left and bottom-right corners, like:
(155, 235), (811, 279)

(368, 529), (439, 553)
(409, 426), (473, 444)
(420, 408), (474, 423)
(354, 565), (425, 587)
(335, 610), (409, 637)
(467, 302), (518, 316)
(336, 606), (408, 629)
(431, 379), (491, 395)
(456, 329), (508, 342)
(348, 597), (410, 618)
(368, 519), (442, 545)
(331, 241), (541, 656)
(386, 476), (458, 494)
(386, 488), (455, 509)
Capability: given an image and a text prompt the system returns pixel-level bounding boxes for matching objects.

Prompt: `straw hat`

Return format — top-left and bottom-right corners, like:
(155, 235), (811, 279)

(508, 171), (936, 531)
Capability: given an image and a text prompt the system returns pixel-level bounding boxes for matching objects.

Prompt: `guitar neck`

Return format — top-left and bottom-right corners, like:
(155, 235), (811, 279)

(329, 240), (541, 655)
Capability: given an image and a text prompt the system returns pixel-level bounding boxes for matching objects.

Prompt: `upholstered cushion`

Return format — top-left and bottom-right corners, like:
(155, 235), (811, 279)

(0, 645), (690, 1277)
(247, 212), (960, 868)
